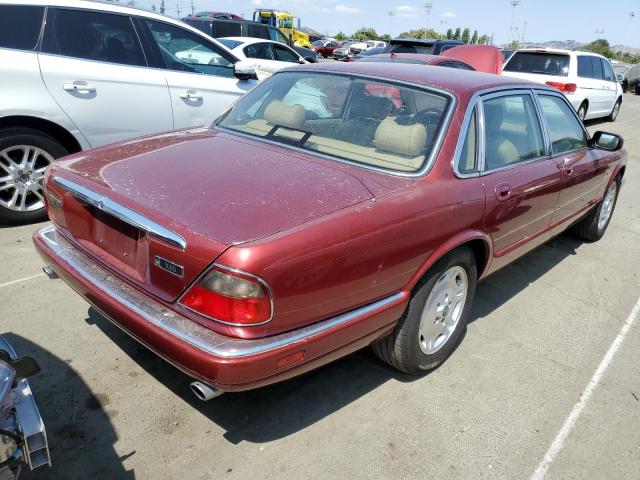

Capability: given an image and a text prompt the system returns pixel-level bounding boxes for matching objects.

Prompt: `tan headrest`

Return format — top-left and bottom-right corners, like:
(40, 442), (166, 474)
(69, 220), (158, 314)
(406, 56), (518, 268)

(264, 100), (305, 130)
(374, 117), (428, 157)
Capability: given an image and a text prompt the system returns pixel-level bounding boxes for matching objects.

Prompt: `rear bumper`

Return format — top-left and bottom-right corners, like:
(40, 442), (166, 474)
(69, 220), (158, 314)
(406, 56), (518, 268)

(34, 225), (407, 392)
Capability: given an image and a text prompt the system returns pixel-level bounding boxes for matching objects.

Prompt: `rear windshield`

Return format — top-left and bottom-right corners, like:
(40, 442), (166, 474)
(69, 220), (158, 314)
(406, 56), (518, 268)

(218, 38), (243, 49)
(217, 72), (451, 174)
(389, 44), (435, 55)
(504, 52), (570, 77)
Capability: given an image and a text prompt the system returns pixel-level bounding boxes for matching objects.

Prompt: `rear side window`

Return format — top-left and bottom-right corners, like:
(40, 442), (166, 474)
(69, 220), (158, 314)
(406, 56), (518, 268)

(577, 55), (594, 78)
(459, 108), (478, 174)
(504, 52), (570, 77)
(244, 42), (273, 60)
(0, 5), (44, 50)
(590, 57), (603, 79)
(42, 9), (146, 66)
(538, 95), (587, 154)
(483, 94), (545, 170)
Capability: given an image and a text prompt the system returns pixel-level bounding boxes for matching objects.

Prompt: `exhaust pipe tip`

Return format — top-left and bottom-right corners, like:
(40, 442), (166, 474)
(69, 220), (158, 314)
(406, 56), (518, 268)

(42, 266), (59, 280)
(190, 381), (224, 401)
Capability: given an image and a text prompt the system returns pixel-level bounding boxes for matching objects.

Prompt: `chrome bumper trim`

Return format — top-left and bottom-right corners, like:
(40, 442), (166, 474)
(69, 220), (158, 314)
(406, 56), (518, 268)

(52, 177), (186, 250)
(37, 225), (405, 359)
(0, 336), (50, 470)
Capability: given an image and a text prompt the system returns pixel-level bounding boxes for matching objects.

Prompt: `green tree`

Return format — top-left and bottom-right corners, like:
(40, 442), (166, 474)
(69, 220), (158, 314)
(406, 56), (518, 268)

(398, 28), (441, 39)
(507, 40), (519, 49)
(352, 27), (378, 41)
(381, 34), (392, 42)
(471, 30), (478, 44)
(159, 0), (165, 14)
(453, 27), (461, 40)
(461, 28), (470, 44)
(583, 38), (612, 57)
(151, 3), (156, 12)
(334, 31), (348, 42)
(446, 28), (453, 39)
(477, 34), (489, 45)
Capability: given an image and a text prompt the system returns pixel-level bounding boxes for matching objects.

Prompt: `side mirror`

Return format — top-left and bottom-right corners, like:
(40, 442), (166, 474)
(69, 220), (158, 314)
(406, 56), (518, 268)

(616, 74), (624, 82)
(591, 131), (624, 151)
(298, 58), (306, 64)
(234, 60), (256, 81)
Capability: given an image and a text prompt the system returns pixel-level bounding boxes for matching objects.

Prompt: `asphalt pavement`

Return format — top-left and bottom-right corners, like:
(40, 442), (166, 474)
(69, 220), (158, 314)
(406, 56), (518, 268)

(1, 92), (639, 480)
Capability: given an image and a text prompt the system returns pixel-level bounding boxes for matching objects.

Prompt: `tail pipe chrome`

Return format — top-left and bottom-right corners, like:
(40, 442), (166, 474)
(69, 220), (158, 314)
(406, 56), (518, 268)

(190, 381), (224, 401)
(42, 266), (59, 280)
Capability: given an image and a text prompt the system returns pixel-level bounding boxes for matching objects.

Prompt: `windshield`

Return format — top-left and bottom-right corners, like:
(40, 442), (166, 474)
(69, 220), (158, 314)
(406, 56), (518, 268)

(504, 52), (570, 77)
(216, 72), (451, 173)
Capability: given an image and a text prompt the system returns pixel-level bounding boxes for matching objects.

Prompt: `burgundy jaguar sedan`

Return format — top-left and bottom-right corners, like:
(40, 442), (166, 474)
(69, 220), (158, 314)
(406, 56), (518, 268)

(34, 63), (626, 399)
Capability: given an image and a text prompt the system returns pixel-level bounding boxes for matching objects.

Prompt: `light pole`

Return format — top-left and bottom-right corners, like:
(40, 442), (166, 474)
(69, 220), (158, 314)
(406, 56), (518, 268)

(388, 11), (395, 37)
(424, 2), (433, 33)
(594, 28), (605, 38)
(509, 0), (521, 45)
(623, 11), (635, 55)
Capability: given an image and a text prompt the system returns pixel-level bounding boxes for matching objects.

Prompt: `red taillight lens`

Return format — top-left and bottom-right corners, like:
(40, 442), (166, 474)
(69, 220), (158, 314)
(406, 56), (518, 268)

(180, 267), (271, 326)
(545, 81), (577, 93)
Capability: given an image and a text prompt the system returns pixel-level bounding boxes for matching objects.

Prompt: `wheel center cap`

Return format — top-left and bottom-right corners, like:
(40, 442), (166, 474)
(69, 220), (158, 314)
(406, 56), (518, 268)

(442, 304), (451, 318)
(18, 173), (30, 183)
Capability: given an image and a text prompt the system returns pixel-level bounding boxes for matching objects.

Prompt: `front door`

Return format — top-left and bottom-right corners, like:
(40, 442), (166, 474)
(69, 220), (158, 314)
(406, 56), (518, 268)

(536, 93), (609, 223)
(479, 92), (564, 256)
(141, 19), (257, 129)
(39, 8), (172, 148)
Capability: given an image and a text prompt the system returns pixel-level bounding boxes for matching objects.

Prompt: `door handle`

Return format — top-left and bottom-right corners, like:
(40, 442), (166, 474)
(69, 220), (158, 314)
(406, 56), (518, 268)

(495, 183), (512, 201)
(63, 81), (96, 93)
(178, 90), (202, 101)
(565, 167), (574, 176)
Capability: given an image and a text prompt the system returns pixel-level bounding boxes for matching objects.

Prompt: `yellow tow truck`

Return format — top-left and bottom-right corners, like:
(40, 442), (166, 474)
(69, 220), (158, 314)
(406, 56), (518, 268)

(253, 9), (312, 48)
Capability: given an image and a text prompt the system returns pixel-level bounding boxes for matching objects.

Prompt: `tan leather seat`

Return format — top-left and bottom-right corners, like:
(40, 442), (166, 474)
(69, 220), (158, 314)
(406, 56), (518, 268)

(373, 117), (428, 157)
(484, 102), (520, 170)
(263, 100), (306, 130)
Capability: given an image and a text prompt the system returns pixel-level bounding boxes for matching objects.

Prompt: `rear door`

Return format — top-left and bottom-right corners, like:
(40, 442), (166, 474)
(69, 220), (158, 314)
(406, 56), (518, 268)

(39, 8), (173, 148)
(140, 19), (257, 129)
(536, 92), (608, 223)
(241, 41), (283, 73)
(477, 91), (563, 255)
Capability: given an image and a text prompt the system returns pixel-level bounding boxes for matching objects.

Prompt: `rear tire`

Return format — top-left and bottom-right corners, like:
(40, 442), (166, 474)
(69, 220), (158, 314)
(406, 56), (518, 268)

(572, 178), (620, 242)
(606, 98), (622, 122)
(372, 247), (477, 374)
(0, 128), (68, 225)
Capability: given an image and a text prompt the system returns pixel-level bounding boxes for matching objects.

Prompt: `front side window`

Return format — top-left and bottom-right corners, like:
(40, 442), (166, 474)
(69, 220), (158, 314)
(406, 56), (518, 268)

(538, 95), (587, 155)
(43, 9), (146, 66)
(503, 52), (570, 77)
(218, 72), (451, 173)
(244, 42), (273, 60)
(601, 59), (615, 82)
(272, 44), (299, 63)
(0, 5), (44, 50)
(145, 20), (234, 77)
(483, 94), (545, 171)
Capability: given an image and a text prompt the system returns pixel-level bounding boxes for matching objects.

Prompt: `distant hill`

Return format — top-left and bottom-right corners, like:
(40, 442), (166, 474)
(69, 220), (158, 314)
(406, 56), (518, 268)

(504, 40), (639, 55)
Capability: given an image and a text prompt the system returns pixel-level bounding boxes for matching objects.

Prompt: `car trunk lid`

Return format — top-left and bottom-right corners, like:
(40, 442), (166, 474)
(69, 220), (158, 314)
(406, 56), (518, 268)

(45, 129), (375, 302)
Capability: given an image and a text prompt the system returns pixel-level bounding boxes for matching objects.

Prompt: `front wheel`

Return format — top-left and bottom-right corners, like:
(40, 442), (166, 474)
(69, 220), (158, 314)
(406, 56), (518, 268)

(0, 128), (68, 225)
(572, 178), (620, 242)
(372, 247), (477, 374)
(606, 99), (622, 122)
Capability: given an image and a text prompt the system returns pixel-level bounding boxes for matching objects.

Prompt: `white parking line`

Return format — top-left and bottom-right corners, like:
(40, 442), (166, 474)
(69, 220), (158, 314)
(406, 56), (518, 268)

(0, 273), (45, 289)
(531, 296), (640, 480)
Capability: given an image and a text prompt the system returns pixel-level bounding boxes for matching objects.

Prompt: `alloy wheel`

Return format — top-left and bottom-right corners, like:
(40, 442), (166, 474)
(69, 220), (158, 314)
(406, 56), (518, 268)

(418, 266), (468, 354)
(597, 181), (617, 231)
(0, 145), (53, 212)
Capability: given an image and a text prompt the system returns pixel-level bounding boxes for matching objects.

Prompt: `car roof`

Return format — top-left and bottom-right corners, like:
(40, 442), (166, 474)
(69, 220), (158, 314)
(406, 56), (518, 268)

(222, 37), (278, 47)
(390, 38), (463, 46)
(286, 61), (546, 97)
(514, 48), (608, 60)
(363, 53), (446, 64)
(2, 0), (239, 56)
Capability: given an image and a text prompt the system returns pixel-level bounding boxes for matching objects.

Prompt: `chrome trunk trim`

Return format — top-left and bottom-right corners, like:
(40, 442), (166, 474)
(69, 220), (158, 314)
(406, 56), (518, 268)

(52, 177), (186, 250)
(37, 225), (405, 359)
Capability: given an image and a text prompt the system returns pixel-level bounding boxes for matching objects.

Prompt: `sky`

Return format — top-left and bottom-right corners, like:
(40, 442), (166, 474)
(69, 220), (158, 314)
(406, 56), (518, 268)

(133, 0), (639, 48)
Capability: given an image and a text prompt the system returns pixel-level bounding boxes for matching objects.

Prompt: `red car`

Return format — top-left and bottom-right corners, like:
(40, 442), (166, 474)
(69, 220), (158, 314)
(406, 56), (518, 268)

(34, 63), (626, 399)
(312, 39), (342, 58)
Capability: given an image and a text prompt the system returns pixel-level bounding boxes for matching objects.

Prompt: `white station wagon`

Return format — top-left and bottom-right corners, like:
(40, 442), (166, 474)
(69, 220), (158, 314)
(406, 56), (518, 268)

(0, 0), (258, 224)
(502, 48), (623, 123)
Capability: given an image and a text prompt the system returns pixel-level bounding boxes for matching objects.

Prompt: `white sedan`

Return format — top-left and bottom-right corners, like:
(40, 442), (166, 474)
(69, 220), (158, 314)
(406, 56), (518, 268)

(219, 37), (306, 77)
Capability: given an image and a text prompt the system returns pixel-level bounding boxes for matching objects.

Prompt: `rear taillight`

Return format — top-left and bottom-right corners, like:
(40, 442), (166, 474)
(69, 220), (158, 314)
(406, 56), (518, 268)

(545, 81), (577, 94)
(180, 267), (272, 326)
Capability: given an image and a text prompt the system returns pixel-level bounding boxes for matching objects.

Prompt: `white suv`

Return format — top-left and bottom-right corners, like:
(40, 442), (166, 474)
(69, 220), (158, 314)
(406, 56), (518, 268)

(0, 0), (258, 224)
(502, 48), (622, 123)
